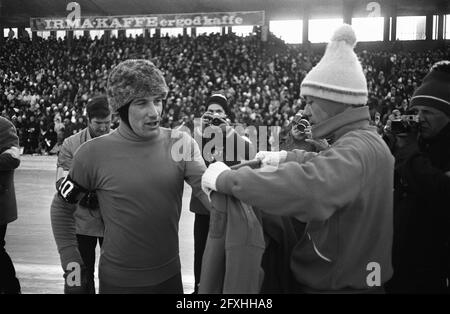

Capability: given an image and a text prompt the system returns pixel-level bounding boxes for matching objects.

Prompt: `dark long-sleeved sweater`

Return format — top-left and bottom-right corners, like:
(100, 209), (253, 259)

(51, 123), (210, 286)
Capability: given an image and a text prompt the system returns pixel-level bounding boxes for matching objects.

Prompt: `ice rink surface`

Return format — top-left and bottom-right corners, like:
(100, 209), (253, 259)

(5, 155), (195, 294)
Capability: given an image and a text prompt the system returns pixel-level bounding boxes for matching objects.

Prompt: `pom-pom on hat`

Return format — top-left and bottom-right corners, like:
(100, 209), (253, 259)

(300, 24), (368, 105)
(107, 59), (168, 112)
(410, 60), (450, 117)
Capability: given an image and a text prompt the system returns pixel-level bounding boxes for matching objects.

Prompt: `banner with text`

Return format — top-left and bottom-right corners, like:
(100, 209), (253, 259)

(30, 11), (265, 31)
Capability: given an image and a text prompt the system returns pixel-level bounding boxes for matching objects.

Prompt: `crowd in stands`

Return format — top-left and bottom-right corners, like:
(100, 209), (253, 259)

(1, 29), (450, 154)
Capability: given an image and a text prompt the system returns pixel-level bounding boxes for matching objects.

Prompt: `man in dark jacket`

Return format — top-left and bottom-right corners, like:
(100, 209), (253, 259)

(190, 94), (255, 293)
(0, 116), (21, 294)
(386, 61), (450, 294)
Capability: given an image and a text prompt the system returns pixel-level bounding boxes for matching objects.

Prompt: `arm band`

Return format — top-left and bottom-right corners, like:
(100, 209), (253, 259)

(57, 175), (88, 204)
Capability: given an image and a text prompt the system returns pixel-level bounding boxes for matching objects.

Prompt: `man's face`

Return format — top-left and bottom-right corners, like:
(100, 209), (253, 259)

(206, 103), (226, 118)
(415, 105), (450, 139)
(303, 96), (331, 126)
(128, 94), (164, 139)
(88, 115), (111, 138)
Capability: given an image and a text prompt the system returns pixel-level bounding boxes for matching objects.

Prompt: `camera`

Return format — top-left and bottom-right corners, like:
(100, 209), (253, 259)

(204, 114), (225, 126)
(390, 114), (419, 135)
(293, 119), (310, 133)
(210, 117), (224, 126)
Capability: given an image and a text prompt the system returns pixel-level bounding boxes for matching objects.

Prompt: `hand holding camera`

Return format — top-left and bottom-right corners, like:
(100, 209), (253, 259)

(202, 112), (230, 132)
(291, 118), (311, 138)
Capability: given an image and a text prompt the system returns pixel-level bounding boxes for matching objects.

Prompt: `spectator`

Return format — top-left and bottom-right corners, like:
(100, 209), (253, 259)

(386, 60), (450, 294)
(0, 116), (21, 294)
(52, 95), (111, 294)
(190, 93), (254, 293)
(1, 30), (449, 154)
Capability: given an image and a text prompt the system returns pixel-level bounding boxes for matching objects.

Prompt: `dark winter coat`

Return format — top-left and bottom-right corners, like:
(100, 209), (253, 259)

(389, 122), (450, 292)
(0, 117), (20, 225)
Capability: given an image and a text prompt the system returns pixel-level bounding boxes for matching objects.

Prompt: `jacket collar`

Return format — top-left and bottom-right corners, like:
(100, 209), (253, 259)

(311, 106), (372, 142)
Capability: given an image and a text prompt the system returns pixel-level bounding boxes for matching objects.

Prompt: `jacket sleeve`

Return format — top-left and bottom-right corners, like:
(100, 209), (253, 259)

(57, 137), (73, 171)
(216, 143), (364, 222)
(285, 149), (319, 164)
(0, 120), (21, 171)
(0, 153), (20, 171)
(182, 133), (212, 211)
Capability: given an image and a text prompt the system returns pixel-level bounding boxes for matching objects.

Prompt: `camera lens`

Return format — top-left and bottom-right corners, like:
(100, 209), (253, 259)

(294, 119), (310, 133)
(211, 118), (222, 126)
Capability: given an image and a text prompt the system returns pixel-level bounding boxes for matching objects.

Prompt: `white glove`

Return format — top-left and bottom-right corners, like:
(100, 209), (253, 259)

(255, 150), (287, 167)
(201, 161), (231, 198)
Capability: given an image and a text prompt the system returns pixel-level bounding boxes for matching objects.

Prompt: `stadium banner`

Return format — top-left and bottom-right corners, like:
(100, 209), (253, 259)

(30, 11), (265, 31)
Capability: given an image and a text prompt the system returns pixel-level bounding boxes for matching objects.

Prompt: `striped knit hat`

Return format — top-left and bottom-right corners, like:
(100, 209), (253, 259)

(300, 24), (368, 105)
(410, 60), (450, 117)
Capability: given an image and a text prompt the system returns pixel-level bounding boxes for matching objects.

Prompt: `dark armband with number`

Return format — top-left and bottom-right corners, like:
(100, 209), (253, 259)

(57, 175), (88, 204)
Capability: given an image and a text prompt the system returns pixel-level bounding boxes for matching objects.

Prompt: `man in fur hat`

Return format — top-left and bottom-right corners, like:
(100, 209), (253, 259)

(52, 59), (211, 293)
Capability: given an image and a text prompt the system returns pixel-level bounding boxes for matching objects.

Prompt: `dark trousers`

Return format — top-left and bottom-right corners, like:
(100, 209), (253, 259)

(193, 213), (210, 294)
(0, 224), (21, 294)
(76, 234), (103, 294)
(99, 272), (183, 294)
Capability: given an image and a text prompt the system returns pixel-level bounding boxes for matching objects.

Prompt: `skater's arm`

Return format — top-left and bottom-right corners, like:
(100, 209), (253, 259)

(50, 193), (84, 269)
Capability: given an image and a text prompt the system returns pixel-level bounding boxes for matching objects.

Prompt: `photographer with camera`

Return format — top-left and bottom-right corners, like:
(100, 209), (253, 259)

(190, 93), (255, 293)
(50, 95), (111, 294)
(386, 61), (450, 294)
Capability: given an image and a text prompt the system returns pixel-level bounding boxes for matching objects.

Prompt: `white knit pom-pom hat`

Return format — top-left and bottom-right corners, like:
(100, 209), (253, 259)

(300, 24), (368, 105)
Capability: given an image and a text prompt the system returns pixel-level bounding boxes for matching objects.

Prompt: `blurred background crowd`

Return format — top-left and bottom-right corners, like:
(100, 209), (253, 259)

(1, 29), (449, 154)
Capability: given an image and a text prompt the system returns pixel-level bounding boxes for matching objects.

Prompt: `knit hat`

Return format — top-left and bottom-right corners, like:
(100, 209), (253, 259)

(106, 59), (168, 112)
(410, 60), (450, 117)
(300, 24), (368, 105)
(207, 94), (231, 116)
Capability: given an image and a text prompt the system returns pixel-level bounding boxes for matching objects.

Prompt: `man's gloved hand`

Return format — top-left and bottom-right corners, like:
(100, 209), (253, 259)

(255, 150), (288, 167)
(63, 263), (93, 294)
(201, 161), (230, 199)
